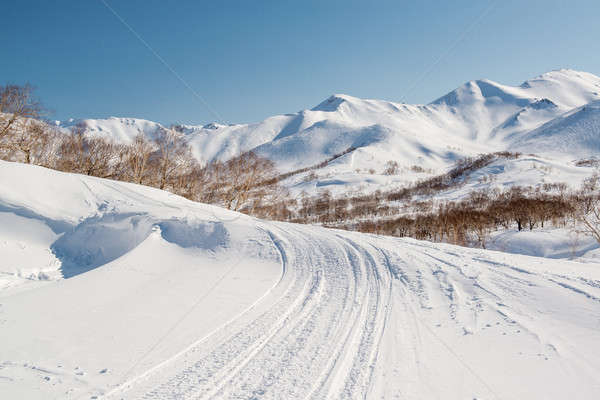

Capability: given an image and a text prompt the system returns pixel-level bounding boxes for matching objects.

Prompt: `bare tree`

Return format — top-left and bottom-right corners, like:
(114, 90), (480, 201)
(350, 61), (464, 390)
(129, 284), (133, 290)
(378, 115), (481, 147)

(152, 127), (194, 190)
(574, 174), (600, 244)
(2, 119), (54, 164)
(55, 123), (85, 172)
(220, 152), (280, 211)
(172, 164), (207, 200)
(56, 123), (120, 177)
(124, 134), (155, 184)
(575, 197), (600, 244)
(0, 84), (42, 139)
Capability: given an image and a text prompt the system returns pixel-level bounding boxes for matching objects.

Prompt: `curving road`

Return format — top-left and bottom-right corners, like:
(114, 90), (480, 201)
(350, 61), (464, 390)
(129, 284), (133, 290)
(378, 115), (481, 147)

(106, 221), (600, 400)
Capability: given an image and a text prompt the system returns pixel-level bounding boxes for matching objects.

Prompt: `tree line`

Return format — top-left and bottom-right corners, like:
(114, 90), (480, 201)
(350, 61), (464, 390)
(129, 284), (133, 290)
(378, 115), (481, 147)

(251, 154), (600, 249)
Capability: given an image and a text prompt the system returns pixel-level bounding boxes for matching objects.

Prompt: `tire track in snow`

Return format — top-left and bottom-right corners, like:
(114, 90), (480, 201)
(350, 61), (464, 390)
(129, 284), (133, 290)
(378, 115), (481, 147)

(102, 226), (600, 400)
(137, 227), (316, 399)
(302, 236), (376, 399)
(205, 227), (372, 399)
(328, 237), (390, 400)
(103, 226), (300, 399)
(119, 223), (395, 400)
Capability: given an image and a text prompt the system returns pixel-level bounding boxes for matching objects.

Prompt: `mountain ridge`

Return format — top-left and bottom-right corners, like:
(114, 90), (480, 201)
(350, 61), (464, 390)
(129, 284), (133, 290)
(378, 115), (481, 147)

(55, 69), (600, 195)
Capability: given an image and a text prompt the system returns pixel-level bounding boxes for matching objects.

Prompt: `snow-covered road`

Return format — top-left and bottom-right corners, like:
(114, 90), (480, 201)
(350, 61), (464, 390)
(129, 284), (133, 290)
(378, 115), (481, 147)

(119, 223), (393, 399)
(1, 161), (600, 399)
(113, 223), (600, 400)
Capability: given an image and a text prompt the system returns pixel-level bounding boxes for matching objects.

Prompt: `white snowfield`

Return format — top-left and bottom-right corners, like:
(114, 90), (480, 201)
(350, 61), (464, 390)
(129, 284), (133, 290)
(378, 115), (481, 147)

(1, 161), (600, 399)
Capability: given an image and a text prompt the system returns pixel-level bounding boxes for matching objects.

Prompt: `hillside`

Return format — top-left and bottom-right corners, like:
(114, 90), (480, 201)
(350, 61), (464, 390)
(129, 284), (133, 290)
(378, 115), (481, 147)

(58, 69), (600, 197)
(510, 99), (600, 158)
(1, 161), (599, 399)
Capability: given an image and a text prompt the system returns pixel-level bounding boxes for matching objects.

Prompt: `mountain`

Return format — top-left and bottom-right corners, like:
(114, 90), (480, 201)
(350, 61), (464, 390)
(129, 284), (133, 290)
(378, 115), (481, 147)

(510, 99), (600, 158)
(2, 160), (599, 399)
(58, 69), (600, 195)
(433, 69), (600, 143)
(59, 117), (165, 143)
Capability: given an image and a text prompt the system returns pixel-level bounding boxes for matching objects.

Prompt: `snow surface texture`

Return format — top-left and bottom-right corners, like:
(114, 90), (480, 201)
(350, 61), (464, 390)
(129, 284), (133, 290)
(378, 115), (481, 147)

(57, 69), (600, 196)
(1, 161), (599, 399)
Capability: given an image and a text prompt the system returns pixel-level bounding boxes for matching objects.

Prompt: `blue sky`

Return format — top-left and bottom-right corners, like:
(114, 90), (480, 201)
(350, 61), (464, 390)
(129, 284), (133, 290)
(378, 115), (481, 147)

(2, 0), (599, 125)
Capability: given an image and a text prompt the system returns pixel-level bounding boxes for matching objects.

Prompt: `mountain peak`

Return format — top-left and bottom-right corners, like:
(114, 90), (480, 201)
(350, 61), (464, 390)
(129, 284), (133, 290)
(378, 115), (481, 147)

(431, 78), (528, 107)
(521, 68), (600, 88)
(312, 94), (362, 112)
(432, 69), (600, 109)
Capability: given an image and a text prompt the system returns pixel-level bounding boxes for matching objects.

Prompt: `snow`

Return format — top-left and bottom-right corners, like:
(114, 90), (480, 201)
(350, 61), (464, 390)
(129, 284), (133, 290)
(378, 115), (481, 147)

(58, 117), (165, 144)
(430, 154), (593, 202)
(1, 161), (600, 399)
(4, 69), (600, 397)
(510, 100), (600, 158)
(58, 69), (600, 198)
(0, 212), (61, 289)
(489, 228), (599, 259)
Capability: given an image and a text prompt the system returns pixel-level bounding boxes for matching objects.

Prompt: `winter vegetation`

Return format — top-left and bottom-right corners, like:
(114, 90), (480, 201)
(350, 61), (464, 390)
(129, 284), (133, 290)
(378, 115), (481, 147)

(3, 75), (600, 253)
(0, 85), (283, 214)
(2, 70), (600, 399)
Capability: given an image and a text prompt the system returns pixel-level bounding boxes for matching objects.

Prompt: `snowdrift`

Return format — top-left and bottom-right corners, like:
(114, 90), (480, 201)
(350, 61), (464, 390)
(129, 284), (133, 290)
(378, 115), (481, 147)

(1, 161), (600, 399)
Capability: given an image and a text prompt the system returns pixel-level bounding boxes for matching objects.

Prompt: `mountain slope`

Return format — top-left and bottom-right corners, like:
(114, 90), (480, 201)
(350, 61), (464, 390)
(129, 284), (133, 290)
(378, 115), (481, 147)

(57, 69), (600, 196)
(510, 99), (600, 158)
(1, 161), (600, 399)
(183, 69), (600, 169)
(433, 69), (600, 143)
(59, 117), (165, 143)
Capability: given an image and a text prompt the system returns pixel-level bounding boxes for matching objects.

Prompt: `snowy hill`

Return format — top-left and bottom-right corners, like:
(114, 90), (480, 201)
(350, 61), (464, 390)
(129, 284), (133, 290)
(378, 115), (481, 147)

(510, 99), (600, 158)
(433, 69), (600, 143)
(185, 69), (600, 169)
(59, 117), (165, 143)
(59, 69), (600, 196)
(1, 161), (600, 399)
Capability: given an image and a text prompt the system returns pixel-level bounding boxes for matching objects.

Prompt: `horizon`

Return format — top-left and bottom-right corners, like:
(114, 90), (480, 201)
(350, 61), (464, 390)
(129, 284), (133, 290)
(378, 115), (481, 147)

(55, 67), (596, 127)
(2, 1), (600, 125)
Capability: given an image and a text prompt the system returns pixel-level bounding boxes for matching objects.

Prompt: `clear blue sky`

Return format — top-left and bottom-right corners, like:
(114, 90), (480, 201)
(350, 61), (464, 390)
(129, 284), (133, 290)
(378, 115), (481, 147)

(2, 0), (599, 125)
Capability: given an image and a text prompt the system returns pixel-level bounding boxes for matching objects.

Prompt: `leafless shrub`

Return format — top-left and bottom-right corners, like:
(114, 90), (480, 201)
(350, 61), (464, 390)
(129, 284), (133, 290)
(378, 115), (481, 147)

(383, 160), (399, 175)
(303, 171), (318, 182)
(263, 146), (357, 185)
(575, 158), (600, 168)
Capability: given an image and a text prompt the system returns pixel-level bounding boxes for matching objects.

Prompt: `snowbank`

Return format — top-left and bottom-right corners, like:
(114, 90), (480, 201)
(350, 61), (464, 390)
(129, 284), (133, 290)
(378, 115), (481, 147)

(1, 161), (599, 399)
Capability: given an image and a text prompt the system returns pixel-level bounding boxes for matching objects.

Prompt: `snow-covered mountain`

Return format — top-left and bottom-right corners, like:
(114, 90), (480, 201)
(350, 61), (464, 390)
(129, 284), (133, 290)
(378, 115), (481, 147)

(5, 70), (600, 399)
(1, 160), (599, 399)
(510, 99), (600, 158)
(59, 117), (164, 143)
(58, 69), (600, 196)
